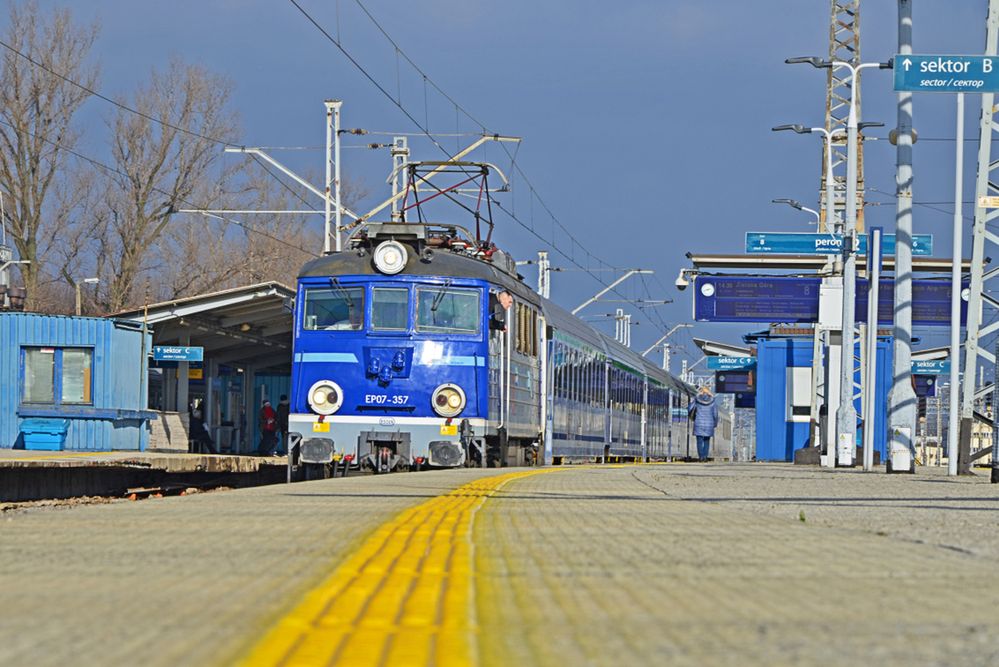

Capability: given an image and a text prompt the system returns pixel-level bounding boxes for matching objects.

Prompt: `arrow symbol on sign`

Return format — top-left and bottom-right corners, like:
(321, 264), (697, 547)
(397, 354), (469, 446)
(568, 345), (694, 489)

(903, 58), (912, 71)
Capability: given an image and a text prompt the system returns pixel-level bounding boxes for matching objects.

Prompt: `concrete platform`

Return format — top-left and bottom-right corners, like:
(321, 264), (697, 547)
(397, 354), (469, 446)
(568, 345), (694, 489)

(0, 448), (283, 472)
(0, 450), (286, 501)
(2, 463), (998, 666)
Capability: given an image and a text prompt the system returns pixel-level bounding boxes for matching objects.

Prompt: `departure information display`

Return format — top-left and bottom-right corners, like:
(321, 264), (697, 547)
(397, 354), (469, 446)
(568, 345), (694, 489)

(693, 277), (821, 323)
(715, 371), (754, 393)
(693, 276), (965, 327)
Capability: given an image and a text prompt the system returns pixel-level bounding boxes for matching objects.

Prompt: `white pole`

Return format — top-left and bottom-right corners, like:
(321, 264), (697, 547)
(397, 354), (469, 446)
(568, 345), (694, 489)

(948, 92), (965, 477)
(835, 63), (861, 468)
(888, 0), (918, 474)
(863, 227), (882, 472)
(324, 101), (334, 255)
(333, 100), (343, 253)
(538, 250), (550, 298)
(822, 127), (838, 468)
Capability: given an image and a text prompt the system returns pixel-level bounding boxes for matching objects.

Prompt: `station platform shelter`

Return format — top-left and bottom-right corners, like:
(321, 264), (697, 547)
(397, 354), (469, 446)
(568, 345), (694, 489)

(116, 283), (294, 454)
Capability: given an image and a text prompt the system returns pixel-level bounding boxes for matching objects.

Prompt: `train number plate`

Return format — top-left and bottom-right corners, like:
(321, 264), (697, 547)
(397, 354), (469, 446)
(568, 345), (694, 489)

(439, 424), (458, 436)
(312, 422), (330, 433)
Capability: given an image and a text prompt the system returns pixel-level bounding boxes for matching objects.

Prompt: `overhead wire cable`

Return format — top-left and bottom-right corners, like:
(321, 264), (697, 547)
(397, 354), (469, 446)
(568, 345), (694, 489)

(289, 0), (639, 305)
(249, 154), (315, 209)
(287, 0), (455, 159)
(308, 0), (623, 276)
(0, 36), (335, 218)
(867, 186), (974, 223)
(0, 118), (317, 257)
(0, 37), (231, 147)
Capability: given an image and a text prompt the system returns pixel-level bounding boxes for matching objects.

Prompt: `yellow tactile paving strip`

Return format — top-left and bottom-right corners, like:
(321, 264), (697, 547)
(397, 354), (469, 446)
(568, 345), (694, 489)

(240, 468), (549, 667)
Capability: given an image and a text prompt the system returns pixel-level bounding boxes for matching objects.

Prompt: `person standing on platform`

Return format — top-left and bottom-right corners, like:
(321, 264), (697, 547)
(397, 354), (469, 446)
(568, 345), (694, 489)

(276, 395), (290, 456)
(258, 399), (278, 456)
(689, 386), (719, 462)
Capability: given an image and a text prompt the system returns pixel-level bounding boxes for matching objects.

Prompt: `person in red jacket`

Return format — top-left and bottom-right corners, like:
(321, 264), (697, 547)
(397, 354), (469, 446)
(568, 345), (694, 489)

(258, 399), (279, 456)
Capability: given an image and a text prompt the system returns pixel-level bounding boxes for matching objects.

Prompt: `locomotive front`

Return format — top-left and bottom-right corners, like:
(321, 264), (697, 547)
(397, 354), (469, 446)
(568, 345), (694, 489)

(288, 224), (495, 474)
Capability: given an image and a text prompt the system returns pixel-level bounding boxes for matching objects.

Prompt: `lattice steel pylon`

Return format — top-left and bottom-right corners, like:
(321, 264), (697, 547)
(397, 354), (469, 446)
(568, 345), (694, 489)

(819, 0), (866, 233)
(958, 0), (999, 475)
(812, 1), (867, 464)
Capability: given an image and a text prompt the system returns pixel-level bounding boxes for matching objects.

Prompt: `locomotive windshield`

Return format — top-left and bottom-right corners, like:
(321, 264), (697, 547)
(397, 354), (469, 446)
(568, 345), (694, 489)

(303, 286), (365, 330)
(415, 286), (479, 334)
(371, 287), (408, 331)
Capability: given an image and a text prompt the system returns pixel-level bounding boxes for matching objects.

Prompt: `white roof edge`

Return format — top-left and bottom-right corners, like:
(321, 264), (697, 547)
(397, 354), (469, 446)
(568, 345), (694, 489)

(113, 282), (295, 323)
(693, 337), (753, 357)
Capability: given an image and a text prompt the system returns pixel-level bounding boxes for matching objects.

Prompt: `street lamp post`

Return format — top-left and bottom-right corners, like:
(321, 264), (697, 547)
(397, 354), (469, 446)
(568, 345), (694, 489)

(785, 56), (891, 466)
(75, 277), (99, 316)
(773, 123), (843, 467)
(772, 198), (821, 226)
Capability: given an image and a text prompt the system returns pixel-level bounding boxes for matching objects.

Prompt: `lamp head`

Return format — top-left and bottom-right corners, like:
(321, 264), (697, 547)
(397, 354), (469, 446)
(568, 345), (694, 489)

(772, 124), (810, 134)
(785, 56), (830, 68)
(772, 198), (804, 210)
(858, 121), (885, 131)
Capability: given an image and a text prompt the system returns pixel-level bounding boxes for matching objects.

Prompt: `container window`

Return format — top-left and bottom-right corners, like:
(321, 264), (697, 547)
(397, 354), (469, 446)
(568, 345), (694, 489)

(416, 286), (480, 334)
(23, 348), (55, 403)
(371, 287), (409, 331)
(61, 349), (93, 404)
(303, 286), (365, 330)
(22, 347), (93, 405)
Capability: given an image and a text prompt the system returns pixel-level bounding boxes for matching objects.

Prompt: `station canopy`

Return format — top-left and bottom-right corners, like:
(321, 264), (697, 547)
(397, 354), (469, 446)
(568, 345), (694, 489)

(114, 282), (295, 372)
(693, 337), (753, 358)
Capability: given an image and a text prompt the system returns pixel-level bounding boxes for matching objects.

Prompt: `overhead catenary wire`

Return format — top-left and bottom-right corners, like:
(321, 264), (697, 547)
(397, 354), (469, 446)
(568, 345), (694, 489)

(0, 117), (317, 258)
(0, 36), (319, 252)
(0, 37), (232, 147)
(866, 186), (975, 223)
(249, 154), (315, 210)
(288, 0), (648, 310)
(0, 35), (337, 218)
(2, 1), (657, 332)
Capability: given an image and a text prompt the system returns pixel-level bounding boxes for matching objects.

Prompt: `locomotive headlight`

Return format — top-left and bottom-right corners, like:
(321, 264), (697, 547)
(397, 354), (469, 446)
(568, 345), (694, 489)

(307, 379), (343, 416)
(431, 383), (466, 418)
(373, 240), (408, 275)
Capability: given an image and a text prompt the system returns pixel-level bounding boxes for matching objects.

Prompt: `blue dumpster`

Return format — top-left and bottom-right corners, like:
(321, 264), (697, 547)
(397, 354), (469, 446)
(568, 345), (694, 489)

(20, 418), (70, 451)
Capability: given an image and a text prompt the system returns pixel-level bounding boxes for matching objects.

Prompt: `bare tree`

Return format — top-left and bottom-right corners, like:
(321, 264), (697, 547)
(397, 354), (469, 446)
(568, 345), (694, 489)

(98, 59), (238, 312)
(152, 165), (369, 299)
(0, 1), (98, 305)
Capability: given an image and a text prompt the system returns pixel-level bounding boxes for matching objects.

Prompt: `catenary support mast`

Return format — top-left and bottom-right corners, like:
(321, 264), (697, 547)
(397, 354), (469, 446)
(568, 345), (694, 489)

(959, 0), (999, 475)
(887, 0), (918, 473)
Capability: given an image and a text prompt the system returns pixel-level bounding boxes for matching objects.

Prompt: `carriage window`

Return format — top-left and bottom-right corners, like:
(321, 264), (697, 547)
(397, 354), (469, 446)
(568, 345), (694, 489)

(303, 286), (365, 331)
(372, 288), (409, 331)
(416, 286), (480, 334)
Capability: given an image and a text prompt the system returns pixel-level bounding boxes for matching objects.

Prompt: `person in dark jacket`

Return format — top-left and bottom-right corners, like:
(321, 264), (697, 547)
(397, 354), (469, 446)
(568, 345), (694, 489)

(276, 395), (291, 456)
(688, 386), (719, 461)
(189, 408), (217, 454)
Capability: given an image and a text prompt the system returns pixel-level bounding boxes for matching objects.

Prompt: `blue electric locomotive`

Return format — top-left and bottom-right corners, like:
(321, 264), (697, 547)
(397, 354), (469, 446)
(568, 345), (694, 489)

(287, 217), (704, 476)
(288, 220), (544, 474)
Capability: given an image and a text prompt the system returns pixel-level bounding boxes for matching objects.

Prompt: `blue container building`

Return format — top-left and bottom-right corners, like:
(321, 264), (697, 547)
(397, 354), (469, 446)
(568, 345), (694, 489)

(0, 312), (154, 451)
(755, 336), (892, 462)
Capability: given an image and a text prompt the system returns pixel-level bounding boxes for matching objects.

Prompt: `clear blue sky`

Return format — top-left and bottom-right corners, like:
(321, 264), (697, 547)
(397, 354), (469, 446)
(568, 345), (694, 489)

(25, 0), (991, 365)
